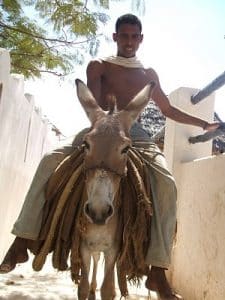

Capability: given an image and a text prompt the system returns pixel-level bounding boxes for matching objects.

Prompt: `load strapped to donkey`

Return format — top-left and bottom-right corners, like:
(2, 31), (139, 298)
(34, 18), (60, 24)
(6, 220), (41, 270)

(29, 79), (156, 299)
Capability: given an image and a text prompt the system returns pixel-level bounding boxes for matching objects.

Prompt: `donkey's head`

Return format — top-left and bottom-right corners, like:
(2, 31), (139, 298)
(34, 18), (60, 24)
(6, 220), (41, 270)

(75, 79), (155, 225)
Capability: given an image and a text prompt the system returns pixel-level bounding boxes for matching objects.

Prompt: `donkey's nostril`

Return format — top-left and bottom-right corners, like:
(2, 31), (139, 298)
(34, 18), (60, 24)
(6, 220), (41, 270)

(84, 203), (96, 223)
(107, 205), (113, 217)
(84, 203), (94, 219)
(85, 203), (90, 215)
(100, 205), (114, 224)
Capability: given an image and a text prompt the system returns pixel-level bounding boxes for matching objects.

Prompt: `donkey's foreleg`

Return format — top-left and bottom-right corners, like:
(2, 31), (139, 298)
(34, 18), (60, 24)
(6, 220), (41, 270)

(78, 245), (91, 300)
(88, 252), (100, 300)
(101, 250), (117, 300)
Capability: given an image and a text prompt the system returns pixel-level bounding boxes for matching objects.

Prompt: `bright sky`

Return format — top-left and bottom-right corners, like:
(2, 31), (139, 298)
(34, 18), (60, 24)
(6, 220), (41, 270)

(25, 0), (225, 137)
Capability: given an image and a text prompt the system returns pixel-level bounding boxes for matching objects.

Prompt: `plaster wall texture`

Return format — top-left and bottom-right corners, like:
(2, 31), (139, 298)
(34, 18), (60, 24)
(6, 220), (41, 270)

(165, 87), (225, 299)
(0, 48), (59, 260)
(170, 155), (225, 300)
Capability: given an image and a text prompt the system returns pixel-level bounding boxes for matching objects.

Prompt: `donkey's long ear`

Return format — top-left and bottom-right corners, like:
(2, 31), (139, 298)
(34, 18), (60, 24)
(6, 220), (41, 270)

(75, 79), (105, 125)
(118, 81), (155, 131)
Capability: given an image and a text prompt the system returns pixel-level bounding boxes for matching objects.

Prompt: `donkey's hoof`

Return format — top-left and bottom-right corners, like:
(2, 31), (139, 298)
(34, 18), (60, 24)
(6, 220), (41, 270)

(88, 291), (96, 300)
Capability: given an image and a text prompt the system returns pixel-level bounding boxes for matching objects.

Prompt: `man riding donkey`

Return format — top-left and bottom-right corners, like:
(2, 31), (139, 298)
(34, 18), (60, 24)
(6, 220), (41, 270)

(0, 14), (219, 299)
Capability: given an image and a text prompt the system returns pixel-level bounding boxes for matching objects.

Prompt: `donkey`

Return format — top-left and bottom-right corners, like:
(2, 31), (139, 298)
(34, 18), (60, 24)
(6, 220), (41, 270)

(75, 79), (155, 300)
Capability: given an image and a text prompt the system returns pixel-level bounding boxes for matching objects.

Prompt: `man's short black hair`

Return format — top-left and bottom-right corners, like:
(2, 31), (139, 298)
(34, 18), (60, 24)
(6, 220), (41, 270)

(115, 14), (142, 33)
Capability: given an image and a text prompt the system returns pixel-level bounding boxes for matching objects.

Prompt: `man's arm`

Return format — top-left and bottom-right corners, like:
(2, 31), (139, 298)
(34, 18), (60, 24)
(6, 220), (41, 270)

(147, 68), (220, 131)
(86, 59), (105, 106)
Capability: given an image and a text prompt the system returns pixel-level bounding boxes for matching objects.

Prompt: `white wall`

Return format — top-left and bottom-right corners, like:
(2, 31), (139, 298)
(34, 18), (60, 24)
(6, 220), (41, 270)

(170, 155), (225, 299)
(165, 87), (225, 299)
(0, 48), (60, 260)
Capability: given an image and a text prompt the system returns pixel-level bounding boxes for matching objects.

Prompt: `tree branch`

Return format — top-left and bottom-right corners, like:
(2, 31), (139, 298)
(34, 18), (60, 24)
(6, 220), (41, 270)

(11, 62), (68, 77)
(10, 51), (45, 58)
(0, 21), (101, 45)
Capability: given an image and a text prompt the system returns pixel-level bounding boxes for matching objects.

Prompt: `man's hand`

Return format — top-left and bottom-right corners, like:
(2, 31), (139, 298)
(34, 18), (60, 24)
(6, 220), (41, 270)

(204, 122), (221, 131)
(189, 122), (225, 144)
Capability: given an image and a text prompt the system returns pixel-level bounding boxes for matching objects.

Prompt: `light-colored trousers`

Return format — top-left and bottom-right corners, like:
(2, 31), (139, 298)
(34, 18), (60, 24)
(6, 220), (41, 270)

(12, 124), (177, 269)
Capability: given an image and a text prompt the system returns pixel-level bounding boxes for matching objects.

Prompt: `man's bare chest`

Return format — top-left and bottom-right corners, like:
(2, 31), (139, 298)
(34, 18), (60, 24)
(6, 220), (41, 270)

(106, 66), (148, 86)
(102, 66), (150, 109)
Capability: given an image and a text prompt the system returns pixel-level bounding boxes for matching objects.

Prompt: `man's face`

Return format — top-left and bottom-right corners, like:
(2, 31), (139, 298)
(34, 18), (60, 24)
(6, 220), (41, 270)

(113, 24), (143, 58)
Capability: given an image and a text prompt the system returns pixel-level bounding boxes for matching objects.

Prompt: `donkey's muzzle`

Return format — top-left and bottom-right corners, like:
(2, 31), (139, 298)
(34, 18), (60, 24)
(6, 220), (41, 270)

(84, 202), (114, 225)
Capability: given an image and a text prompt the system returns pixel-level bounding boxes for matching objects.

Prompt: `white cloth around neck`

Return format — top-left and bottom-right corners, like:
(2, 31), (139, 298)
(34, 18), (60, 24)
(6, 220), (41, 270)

(100, 55), (144, 68)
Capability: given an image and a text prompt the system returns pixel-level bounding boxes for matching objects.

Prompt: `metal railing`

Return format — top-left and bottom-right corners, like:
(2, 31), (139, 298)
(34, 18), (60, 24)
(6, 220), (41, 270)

(189, 71), (225, 144)
(149, 71), (225, 147)
(191, 71), (225, 104)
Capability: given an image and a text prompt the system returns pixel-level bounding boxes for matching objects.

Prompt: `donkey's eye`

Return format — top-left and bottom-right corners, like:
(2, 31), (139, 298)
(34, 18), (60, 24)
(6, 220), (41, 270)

(83, 141), (90, 150)
(121, 146), (130, 154)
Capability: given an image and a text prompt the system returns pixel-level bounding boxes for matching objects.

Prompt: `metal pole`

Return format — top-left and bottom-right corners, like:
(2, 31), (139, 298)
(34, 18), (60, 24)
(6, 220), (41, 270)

(191, 71), (225, 104)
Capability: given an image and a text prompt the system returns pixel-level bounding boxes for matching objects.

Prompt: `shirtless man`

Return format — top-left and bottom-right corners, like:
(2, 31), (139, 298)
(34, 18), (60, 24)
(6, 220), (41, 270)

(0, 13), (219, 300)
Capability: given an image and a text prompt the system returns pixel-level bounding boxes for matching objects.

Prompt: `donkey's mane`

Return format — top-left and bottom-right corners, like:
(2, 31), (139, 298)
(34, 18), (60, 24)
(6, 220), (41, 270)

(85, 93), (119, 136)
(107, 94), (117, 115)
(91, 94), (121, 136)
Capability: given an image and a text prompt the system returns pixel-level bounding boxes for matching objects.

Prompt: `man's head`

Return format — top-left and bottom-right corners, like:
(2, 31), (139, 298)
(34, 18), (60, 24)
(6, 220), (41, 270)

(113, 14), (143, 58)
(115, 14), (142, 33)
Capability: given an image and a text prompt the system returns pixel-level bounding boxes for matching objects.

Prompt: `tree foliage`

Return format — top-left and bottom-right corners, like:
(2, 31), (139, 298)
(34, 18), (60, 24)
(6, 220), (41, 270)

(0, 0), (145, 78)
